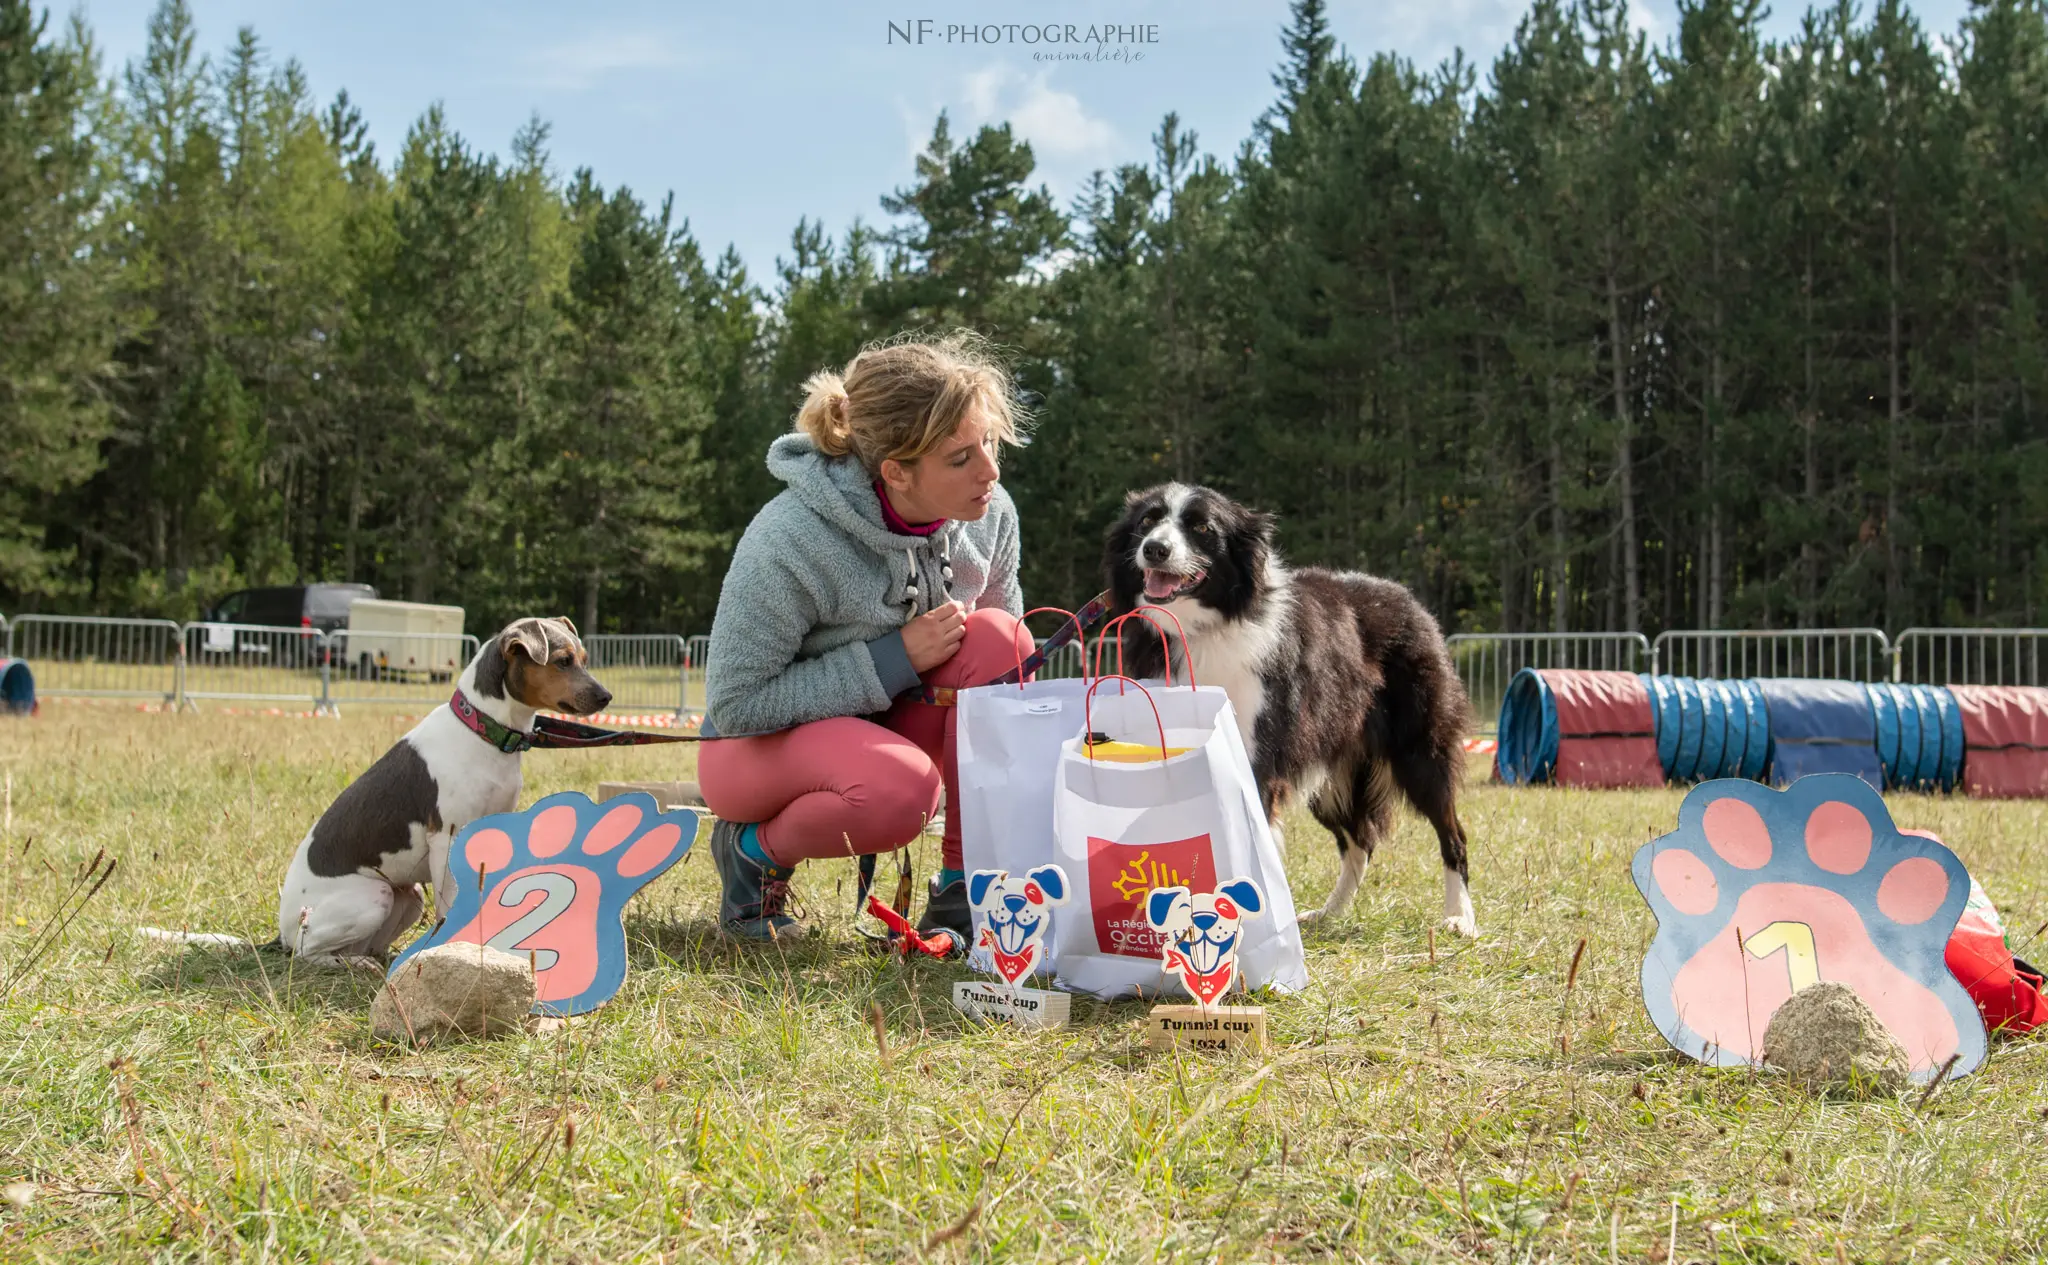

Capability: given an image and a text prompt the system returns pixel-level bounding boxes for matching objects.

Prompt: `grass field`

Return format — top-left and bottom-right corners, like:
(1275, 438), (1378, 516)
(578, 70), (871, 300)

(1, 705), (2044, 1262)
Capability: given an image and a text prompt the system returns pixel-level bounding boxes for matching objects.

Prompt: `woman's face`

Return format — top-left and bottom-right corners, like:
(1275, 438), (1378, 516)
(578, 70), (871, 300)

(882, 406), (1001, 523)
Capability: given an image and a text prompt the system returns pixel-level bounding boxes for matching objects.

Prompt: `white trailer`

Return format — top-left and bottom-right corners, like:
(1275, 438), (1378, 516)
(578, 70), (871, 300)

(342, 599), (467, 682)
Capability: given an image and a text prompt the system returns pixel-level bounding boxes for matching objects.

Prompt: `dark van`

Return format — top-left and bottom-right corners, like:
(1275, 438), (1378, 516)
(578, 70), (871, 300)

(203, 583), (377, 633)
(199, 584), (377, 667)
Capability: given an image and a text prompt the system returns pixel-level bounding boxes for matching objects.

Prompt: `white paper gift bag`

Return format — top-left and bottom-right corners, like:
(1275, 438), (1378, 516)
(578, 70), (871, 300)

(1048, 676), (1307, 1000)
(956, 673), (1098, 975)
(955, 605), (1121, 977)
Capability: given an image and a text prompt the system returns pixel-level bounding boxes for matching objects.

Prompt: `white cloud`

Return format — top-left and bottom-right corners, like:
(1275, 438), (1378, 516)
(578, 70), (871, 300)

(938, 64), (1118, 166)
(892, 63), (1118, 200)
(522, 29), (697, 92)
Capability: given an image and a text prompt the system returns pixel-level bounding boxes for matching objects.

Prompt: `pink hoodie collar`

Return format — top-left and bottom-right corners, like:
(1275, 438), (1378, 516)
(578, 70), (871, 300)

(875, 481), (945, 537)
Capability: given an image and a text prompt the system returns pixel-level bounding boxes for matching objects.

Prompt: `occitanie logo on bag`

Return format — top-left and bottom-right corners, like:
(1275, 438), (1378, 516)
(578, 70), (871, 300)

(1086, 834), (1216, 958)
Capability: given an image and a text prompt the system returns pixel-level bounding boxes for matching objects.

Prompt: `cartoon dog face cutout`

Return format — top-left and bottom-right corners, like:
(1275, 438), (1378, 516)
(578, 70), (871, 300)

(968, 865), (1070, 986)
(1146, 878), (1266, 1007)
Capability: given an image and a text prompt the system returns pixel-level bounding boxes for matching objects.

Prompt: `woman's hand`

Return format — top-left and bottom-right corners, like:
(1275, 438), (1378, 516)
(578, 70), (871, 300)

(903, 600), (968, 673)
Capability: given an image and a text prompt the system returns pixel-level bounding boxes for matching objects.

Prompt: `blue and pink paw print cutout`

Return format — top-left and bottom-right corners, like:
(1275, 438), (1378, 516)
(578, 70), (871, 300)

(390, 791), (697, 1015)
(1632, 774), (1986, 1083)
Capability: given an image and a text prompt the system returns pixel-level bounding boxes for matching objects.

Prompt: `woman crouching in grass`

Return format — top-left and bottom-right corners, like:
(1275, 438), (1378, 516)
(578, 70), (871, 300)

(698, 332), (1033, 949)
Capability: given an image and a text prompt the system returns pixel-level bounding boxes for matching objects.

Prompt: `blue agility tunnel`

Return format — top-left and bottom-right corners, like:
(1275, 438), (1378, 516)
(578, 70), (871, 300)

(1640, 675), (1770, 783)
(1866, 681), (1964, 792)
(1499, 668), (2047, 797)
(1495, 667), (1559, 786)
(1752, 678), (1884, 790)
(0, 658), (34, 715)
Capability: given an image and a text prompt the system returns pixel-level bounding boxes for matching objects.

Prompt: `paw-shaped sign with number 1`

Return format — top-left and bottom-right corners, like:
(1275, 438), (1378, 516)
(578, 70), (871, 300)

(1632, 774), (1985, 1082)
(391, 791), (697, 1015)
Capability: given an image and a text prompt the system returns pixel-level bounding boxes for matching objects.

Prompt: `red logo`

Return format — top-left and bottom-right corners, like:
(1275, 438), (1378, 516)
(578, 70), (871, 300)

(1086, 834), (1216, 959)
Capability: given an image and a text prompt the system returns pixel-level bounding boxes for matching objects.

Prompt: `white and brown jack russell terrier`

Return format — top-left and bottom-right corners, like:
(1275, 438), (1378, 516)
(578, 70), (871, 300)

(274, 616), (611, 967)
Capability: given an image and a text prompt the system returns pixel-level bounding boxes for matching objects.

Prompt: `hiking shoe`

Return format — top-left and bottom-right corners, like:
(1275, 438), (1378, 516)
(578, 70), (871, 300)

(710, 818), (800, 942)
(915, 872), (973, 957)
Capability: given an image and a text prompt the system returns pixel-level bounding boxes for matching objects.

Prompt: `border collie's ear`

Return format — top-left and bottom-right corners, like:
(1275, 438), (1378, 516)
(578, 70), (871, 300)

(1025, 864), (1069, 905)
(504, 619), (548, 664)
(1146, 886), (1193, 934)
(1124, 488), (1152, 507)
(1217, 878), (1266, 918)
(967, 870), (1003, 910)
(1228, 508), (1277, 578)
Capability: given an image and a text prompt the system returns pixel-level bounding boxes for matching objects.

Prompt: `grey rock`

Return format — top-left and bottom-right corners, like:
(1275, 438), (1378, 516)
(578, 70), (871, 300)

(1762, 981), (1911, 1094)
(370, 942), (536, 1043)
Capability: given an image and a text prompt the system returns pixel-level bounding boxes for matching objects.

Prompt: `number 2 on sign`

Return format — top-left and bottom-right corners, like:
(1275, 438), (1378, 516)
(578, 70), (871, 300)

(1742, 921), (1820, 992)
(484, 871), (577, 971)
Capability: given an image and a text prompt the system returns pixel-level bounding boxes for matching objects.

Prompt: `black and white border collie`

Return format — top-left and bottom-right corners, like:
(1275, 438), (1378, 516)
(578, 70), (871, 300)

(1103, 484), (1477, 936)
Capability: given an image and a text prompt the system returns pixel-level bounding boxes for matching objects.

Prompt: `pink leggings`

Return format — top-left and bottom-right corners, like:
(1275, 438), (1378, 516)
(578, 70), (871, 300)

(698, 609), (1033, 868)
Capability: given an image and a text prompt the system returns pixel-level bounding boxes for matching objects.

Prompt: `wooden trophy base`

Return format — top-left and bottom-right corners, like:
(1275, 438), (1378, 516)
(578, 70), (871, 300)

(953, 981), (1072, 1030)
(1147, 1005), (1267, 1053)
(597, 781), (706, 814)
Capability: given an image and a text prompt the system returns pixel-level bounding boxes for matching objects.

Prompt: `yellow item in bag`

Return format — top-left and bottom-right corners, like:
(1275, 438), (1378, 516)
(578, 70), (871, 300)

(1082, 732), (1189, 763)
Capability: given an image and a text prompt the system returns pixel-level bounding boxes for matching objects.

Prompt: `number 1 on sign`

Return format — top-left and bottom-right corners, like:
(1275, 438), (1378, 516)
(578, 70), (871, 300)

(1743, 921), (1820, 992)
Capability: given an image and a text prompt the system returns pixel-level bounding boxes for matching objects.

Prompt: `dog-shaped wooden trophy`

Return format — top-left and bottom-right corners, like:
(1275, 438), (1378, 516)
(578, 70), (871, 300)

(1143, 878), (1270, 1053)
(952, 865), (1073, 1029)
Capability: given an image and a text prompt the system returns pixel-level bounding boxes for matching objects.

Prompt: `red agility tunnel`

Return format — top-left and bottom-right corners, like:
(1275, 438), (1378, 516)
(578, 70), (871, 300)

(1497, 668), (1663, 789)
(1948, 684), (2048, 799)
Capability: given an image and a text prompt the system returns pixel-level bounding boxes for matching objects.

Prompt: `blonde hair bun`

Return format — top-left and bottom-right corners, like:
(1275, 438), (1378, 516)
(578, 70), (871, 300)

(796, 372), (854, 457)
(791, 331), (1030, 476)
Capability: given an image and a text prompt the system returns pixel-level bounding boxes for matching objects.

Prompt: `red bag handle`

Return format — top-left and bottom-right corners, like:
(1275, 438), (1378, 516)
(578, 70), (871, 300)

(1082, 675), (1169, 762)
(1090, 607), (1197, 689)
(1010, 606), (1082, 690)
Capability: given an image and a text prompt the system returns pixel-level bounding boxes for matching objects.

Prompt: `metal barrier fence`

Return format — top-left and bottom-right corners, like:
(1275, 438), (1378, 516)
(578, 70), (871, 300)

(8, 615), (182, 704)
(683, 635), (711, 713)
(180, 623), (327, 709)
(12, 613), (2047, 721)
(1892, 627), (2048, 686)
(1445, 633), (1654, 735)
(1651, 628), (1892, 682)
(586, 634), (690, 715)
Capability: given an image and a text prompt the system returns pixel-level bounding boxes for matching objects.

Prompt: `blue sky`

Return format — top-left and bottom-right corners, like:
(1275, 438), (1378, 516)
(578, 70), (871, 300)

(74, 0), (1974, 287)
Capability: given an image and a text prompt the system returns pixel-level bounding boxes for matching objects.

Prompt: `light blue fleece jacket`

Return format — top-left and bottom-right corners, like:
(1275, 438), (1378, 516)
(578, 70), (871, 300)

(701, 432), (1023, 738)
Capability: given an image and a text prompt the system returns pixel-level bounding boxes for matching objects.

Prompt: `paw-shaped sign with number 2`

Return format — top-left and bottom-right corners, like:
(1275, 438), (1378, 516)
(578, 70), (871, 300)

(390, 791), (697, 1015)
(1632, 774), (1986, 1083)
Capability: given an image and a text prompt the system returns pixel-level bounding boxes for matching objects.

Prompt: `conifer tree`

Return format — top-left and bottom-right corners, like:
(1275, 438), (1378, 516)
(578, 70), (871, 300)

(0, 1), (118, 595)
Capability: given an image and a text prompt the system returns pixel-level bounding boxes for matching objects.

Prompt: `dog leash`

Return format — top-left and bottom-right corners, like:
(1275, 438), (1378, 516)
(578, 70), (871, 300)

(851, 846), (961, 958)
(448, 590), (1119, 750)
(862, 891), (956, 959)
(448, 690), (702, 752)
(907, 589), (1113, 707)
